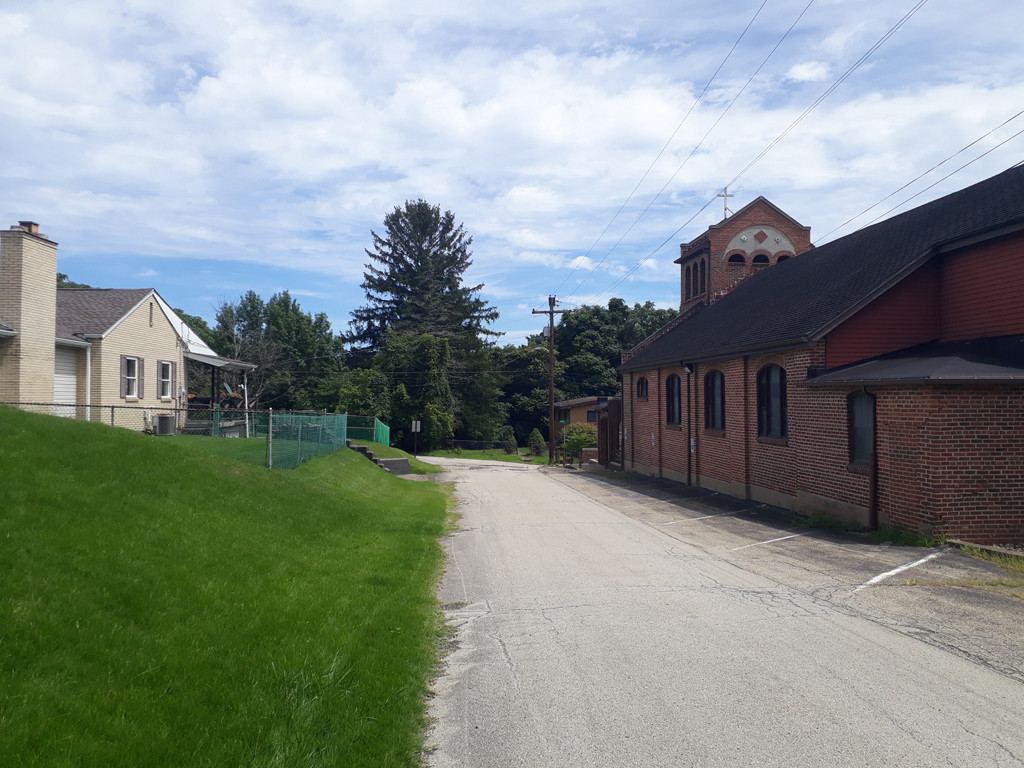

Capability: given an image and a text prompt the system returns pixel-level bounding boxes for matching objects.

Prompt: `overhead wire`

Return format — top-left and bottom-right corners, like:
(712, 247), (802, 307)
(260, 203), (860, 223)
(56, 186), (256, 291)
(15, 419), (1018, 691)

(572, 0), (816, 304)
(817, 108), (1024, 242)
(582, 0), (934, 306)
(552, 0), (771, 296)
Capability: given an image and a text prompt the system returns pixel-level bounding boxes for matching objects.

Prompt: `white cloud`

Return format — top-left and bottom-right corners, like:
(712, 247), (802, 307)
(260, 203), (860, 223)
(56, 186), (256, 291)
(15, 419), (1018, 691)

(787, 61), (830, 83)
(2, 0), (1024, 340)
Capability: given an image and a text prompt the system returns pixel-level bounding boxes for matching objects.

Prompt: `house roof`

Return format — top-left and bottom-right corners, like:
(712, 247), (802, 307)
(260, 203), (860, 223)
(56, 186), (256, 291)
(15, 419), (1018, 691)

(56, 288), (153, 339)
(621, 164), (1024, 372)
(554, 396), (617, 409)
(802, 335), (1024, 386)
(56, 288), (256, 371)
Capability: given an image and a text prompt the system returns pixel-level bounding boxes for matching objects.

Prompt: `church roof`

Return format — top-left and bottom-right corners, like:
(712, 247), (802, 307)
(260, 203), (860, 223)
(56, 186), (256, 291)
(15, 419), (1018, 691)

(621, 164), (1024, 372)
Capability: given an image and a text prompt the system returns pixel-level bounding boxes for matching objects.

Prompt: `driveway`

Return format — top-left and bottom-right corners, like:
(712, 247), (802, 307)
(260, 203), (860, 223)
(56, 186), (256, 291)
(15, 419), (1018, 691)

(423, 459), (1024, 767)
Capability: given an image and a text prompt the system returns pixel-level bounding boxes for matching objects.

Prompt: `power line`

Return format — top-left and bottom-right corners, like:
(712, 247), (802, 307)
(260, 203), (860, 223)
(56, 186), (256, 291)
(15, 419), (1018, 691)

(572, 0), (817, 304)
(724, 0), (931, 191)
(581, 0), (932, 305)
(553, 0), (771, 296)
(818, 110), (1024, 241)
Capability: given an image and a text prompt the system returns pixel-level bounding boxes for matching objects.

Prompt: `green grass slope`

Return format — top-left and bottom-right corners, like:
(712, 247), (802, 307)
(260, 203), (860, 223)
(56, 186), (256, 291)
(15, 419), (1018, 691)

(0, 406), (451, 767)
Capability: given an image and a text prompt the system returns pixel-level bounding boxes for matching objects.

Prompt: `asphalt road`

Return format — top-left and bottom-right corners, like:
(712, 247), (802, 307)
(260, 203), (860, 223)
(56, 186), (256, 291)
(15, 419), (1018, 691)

(423, 459), (1024, 768)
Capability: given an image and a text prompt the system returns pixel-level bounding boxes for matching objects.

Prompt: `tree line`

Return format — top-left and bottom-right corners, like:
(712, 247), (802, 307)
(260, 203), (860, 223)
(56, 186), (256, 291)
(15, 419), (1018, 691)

(177, 200), (677, 451)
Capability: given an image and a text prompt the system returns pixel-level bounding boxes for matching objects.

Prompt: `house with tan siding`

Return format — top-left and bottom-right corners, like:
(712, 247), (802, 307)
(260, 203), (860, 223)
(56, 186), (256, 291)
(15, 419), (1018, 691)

(0, 221), (253, 429)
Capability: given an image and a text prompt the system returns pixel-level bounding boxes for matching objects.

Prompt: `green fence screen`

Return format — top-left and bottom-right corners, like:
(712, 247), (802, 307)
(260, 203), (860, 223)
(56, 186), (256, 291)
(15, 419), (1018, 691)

(346, 415), (390, 445)
(262, 412), (390, 469)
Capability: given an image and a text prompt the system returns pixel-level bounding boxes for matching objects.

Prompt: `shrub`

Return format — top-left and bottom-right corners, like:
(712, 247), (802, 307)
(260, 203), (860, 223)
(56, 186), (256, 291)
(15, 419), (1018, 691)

(528, 428), (546, 456)
(562, 423), (598, 464)
(495, 425), (518, 454)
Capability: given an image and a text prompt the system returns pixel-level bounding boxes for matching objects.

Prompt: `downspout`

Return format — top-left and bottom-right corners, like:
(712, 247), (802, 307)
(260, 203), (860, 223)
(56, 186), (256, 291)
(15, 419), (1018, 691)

(627, 372), (634, 470)
(85, 344), (92, 422)
(743, 356), (751, 500)
(657, 367), (663, 479)
(869, 390), (879, 529)
(685, 364), (692, 485)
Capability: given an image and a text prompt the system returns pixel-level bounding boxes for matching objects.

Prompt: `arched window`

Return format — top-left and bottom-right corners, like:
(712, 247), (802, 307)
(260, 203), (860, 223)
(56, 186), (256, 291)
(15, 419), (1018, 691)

(752, 254), (770, 267)
(666, 374), (681, 425)
(636, 377), (649, 399)
(728, 253), (745, 264)
(704, 370), (725, 430)
(699, 259), (707, 294)
(848, 391), (876, 466)
(776, 254), (790, 264)
(756, 364), (787, 438)
(684, 266), (692, 300)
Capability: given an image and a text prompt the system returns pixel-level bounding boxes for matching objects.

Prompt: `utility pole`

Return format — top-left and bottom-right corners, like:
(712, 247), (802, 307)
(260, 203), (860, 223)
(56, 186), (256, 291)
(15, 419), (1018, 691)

(532, 295), (569, 464)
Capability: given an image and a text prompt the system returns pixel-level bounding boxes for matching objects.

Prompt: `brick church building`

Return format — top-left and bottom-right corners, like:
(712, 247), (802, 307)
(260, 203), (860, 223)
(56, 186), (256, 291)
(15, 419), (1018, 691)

(619, 166), (1024, 544)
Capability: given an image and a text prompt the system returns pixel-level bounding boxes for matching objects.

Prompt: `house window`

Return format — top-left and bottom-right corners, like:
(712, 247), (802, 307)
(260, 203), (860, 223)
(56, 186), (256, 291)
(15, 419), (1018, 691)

(699, 259), (706, 294)
(728, 253), (745, 264)
(636, 377), (648, 398)
(704, 370), (725, 430)
(158, 361), (174, 400)
(121, 355), (142, 399)
(757, 364), (786, 438)
(685, 266), (692, 300)
(752, 254), (770, 267)
(586, 410), (598, 423)
(666, 374), (681, 425)
(848, 392), (875, 466)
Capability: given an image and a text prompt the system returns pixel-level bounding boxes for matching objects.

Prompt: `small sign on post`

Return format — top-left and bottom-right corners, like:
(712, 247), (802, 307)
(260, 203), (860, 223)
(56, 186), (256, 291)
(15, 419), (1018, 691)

(411, 420), (421, 457)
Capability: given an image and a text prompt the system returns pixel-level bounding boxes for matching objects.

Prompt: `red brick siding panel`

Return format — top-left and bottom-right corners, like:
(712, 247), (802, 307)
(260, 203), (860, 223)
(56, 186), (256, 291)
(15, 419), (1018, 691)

(941, 233), (1024, 341)
(826, 262), (941, 368)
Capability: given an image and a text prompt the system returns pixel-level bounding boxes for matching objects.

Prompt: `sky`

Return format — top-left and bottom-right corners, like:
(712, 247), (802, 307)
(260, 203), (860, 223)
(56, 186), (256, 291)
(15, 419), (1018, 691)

(3, 0), (1023, 347)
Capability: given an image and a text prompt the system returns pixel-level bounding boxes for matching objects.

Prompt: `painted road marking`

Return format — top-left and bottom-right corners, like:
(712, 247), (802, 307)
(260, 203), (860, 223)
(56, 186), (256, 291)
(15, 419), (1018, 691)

(853, 551), (945, 593)
(662, 512), (736, 525)
(730, 532), (808, 551)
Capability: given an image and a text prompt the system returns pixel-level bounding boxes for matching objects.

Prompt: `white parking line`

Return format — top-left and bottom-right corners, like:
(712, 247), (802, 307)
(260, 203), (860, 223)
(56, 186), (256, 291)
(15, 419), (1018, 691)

(730, 532), (808, 551)
(853, 551), (944, 593)
(662, 511), (736, 525)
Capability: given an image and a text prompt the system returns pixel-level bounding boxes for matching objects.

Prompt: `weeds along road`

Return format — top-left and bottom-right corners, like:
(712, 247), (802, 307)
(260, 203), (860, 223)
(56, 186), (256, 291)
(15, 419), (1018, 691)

(423, 458), (1024, 768)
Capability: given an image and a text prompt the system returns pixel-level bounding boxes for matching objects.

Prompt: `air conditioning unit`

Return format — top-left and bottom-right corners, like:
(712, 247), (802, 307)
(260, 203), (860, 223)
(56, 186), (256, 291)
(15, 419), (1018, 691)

(156, 414), (175, 436)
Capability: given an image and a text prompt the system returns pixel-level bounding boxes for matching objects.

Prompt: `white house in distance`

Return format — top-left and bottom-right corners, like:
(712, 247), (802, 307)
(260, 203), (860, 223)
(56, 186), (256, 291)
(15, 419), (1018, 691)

(0, 220), (254, 429)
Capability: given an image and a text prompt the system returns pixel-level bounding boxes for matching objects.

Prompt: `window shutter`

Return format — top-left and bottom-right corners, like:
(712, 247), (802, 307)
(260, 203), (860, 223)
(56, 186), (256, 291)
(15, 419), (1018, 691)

(120, 355), (127, 399)
(138, 358), (145, 400)
(171, 362), (177, 401)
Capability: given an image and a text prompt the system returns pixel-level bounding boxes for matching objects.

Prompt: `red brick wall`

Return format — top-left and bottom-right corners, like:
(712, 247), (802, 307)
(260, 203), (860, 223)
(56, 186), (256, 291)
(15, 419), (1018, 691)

(826, 262), (941, 368)
(941, 232), (1024, 341)
(624, 349), (1024, 543)
(877, 386), (1024, 544)
(693, 357), (750, 489)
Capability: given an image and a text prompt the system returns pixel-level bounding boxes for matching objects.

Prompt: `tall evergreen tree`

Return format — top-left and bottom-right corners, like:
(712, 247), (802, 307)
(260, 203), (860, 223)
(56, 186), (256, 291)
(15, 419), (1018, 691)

(347, 200), (498, 355)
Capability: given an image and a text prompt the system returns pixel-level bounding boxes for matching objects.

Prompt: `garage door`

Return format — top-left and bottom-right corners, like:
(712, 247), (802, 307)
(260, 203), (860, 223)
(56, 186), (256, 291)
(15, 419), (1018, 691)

(54, 347), (77, 418)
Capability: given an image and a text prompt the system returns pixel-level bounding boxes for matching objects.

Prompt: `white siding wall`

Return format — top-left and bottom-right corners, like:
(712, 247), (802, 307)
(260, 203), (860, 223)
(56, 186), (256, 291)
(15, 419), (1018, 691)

(53, 346), (77, 417)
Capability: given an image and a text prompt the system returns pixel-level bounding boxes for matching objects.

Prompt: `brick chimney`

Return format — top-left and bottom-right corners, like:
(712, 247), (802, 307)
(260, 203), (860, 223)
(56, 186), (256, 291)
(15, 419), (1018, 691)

(0, 222), (58, 402)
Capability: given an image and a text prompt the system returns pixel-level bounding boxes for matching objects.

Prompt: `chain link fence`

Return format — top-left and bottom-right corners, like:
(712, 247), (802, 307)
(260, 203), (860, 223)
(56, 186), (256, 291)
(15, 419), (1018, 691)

(1, 402), (390, 471)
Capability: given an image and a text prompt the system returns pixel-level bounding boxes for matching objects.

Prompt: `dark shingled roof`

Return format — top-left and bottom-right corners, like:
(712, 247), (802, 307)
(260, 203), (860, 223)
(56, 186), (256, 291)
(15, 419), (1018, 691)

(56, 288), (153, 339)
(621, 164), (1024, 372)
(803, 335), (1024, 386)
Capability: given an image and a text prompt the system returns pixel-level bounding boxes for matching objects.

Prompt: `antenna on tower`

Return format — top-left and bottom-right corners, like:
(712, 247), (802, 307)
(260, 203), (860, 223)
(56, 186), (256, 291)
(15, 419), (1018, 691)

(717, 186), (734, 218)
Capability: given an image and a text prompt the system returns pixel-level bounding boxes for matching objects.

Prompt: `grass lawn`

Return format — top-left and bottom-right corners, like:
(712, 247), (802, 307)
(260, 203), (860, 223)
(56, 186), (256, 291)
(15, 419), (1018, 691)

(0, 406), (452, 767)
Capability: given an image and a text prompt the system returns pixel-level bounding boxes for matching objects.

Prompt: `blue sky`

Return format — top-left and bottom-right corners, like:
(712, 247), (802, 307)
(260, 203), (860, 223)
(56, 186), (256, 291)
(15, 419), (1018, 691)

(3, 0), (1023, 346)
